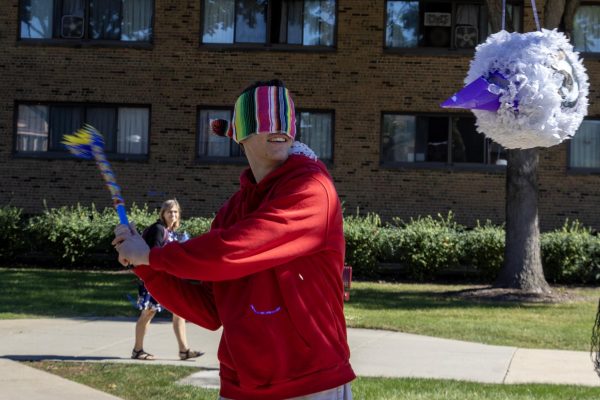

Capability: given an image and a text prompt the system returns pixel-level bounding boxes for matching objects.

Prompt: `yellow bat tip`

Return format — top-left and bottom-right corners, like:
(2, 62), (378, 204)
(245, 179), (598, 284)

(62, 128), (93, 146)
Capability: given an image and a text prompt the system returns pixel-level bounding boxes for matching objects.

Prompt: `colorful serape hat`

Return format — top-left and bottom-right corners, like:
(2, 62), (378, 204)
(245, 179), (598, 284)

(211, 84), (296, 143)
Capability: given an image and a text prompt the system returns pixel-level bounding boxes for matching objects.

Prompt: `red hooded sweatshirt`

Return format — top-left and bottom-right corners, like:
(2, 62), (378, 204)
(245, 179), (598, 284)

(134, 154), (355, 399)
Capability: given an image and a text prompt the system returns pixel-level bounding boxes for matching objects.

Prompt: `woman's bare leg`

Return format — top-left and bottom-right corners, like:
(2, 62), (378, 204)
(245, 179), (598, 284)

(134, 309), (156, 351)
(172, 313), (189, 352)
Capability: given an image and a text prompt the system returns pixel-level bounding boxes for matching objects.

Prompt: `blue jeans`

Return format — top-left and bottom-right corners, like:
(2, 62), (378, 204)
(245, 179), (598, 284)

(219, 383), (353, 400)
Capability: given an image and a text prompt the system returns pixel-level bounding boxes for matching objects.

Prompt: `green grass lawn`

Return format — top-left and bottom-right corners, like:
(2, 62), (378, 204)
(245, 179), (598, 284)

(1, 268), (598, 350)
(0, 268), (139, 319)
(345, 281), (599, 351)
(29, 361), (600, 400)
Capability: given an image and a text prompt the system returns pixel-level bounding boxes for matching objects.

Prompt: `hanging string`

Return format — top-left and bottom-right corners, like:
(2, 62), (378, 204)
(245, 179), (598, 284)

(530, 0), (541, 31)
(501, 0), (506, 31)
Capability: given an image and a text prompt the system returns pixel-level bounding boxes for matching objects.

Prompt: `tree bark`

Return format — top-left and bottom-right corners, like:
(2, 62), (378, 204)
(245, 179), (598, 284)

(486, 0), (504, 33)
(562, 0), (580, 35)
(495, 149), (551, 293)
(485, 0), (514, 32)
(543, 0), (566, 28)
(542, 0), (579, 32)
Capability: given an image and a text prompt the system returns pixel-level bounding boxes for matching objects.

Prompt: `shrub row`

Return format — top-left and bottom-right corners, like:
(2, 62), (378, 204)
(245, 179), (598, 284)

(0, 204), (213, 268)
(2, 205), (599, 283)
(344, 212), (600, 283)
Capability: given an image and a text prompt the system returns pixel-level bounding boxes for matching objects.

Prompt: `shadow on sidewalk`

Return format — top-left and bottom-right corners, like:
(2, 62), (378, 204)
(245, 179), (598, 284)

(2, 354), (122, 362)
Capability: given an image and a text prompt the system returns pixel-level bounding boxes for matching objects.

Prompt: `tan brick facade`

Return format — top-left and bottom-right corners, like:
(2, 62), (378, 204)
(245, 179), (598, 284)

(1, 0), (599, 231)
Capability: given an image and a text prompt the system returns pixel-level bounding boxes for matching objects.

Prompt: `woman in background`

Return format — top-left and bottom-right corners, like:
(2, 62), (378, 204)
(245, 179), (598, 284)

(131, 199), (203, 361)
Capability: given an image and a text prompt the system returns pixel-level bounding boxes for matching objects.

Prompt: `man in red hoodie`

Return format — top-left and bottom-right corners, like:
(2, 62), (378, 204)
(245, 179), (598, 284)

(113, 80), (355, 400)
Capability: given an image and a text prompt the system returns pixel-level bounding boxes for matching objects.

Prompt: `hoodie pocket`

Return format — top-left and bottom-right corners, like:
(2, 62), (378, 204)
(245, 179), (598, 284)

(223, 302), (313, 388)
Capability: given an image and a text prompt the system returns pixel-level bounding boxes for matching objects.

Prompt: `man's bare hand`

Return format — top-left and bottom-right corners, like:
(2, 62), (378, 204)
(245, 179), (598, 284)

(112, 223), (150, 267)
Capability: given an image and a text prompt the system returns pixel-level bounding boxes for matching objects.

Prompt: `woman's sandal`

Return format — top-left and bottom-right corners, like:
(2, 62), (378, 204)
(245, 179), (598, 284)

(179, 349), (204, 360)
(131, 348), (155, 360)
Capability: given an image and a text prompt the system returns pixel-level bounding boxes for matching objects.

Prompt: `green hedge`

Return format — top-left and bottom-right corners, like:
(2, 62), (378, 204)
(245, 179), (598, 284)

(541, 220), (600, 284)
(391, 213), (464, 281)
(460, 221), (505, 281)
(346, 212), (600, 283)
(0, 205), (26, 260)
(343, 213), (384, 278)
(3, 204), (600, 282)
(19, 204), (212, 268)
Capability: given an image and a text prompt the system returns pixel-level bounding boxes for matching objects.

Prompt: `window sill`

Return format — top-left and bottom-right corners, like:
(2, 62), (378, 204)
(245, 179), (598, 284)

(380, 161), (506, 173)
(567, 167), (600, 175)
(195, 157), (248, 165)
(13, 151), (149, 162)
(383, 46), (475, 57)
(578, 52), (600, 60)
(199, 43), (336, 53)
(16, 39), (153, 49)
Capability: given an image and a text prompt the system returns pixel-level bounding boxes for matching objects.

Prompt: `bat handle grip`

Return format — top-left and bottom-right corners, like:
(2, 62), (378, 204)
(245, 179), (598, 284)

(116, 204), (129, 225)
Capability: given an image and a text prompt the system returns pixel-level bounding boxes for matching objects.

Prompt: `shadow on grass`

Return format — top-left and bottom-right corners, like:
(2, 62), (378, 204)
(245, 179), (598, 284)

(347, 286), (549, 311)
(2, 268), (560, 318)
(0, 268), (142, 318)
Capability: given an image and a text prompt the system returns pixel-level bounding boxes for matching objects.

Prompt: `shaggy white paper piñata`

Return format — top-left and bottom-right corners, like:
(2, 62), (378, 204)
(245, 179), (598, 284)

(445, 29), (589, 149)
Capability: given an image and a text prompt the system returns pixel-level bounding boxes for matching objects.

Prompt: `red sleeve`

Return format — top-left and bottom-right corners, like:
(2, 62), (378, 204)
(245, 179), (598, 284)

(148, 174), (331, 281)
(210, 202), (227, 230)
(134, 265), (221, 330)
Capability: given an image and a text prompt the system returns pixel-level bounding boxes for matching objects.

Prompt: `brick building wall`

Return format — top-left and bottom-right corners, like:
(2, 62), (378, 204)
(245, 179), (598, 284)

(0, 0), (598, 231)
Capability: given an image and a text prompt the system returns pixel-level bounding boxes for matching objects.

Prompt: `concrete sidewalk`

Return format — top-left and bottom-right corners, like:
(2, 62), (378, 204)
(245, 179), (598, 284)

(1, 318), (598, 400)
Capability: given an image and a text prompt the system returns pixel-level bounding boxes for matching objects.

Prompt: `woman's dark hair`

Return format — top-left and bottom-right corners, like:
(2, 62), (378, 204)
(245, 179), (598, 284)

(241, 79), (286, 95)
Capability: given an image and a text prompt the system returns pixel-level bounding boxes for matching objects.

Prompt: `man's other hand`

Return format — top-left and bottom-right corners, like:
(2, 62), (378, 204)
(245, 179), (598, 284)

(112, 223), (150, 267)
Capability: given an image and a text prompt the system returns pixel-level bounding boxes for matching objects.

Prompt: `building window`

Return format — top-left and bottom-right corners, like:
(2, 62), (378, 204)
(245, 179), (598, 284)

(197, 109), (243, 159)
(19, 0), (153, 42)
(16, 103), (150, 155)
(385, 0), (521, 49)
(381, 114), (506, 166)
(197, 109), (333, 162)
(569, 119), (600, 169)
(572, 5), (600, 53)
(296, 110), (333, 162)
(201, 0), (336, 47)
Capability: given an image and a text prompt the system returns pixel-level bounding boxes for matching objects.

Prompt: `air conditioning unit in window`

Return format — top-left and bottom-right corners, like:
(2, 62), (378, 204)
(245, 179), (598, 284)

(455, 25), (478, 48)
(424, 12), (452, 27)
(61, 15), (84, 39)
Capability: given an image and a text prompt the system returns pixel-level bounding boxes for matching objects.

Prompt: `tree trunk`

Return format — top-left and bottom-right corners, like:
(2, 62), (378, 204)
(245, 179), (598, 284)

(543, 0), (567, 28)
(561, 0), (579, 35)
(495, 149), (551, 293)
(485, 0), (514, 32)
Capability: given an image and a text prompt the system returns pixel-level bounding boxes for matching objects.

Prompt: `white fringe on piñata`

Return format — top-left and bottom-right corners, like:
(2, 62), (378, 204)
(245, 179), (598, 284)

(289, 141), (318, 161)
(467, 29), (589, 149)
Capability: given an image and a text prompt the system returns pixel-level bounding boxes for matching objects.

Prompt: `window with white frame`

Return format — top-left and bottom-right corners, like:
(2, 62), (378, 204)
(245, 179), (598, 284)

(296, 111), (333, 162)
(385, 0), (522, 49)
(202, 0), (336, 46)
(16, 103), (150, 155)
(381, 114), (506, 166)
(572, 4), (600, 53)
(197, 109), (243, 159)
(569, 119), (600, 168)
(19, 0), (153, 42)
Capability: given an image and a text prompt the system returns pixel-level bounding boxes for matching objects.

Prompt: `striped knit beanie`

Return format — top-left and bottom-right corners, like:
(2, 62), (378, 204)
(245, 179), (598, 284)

(211, 84), (296, 143)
